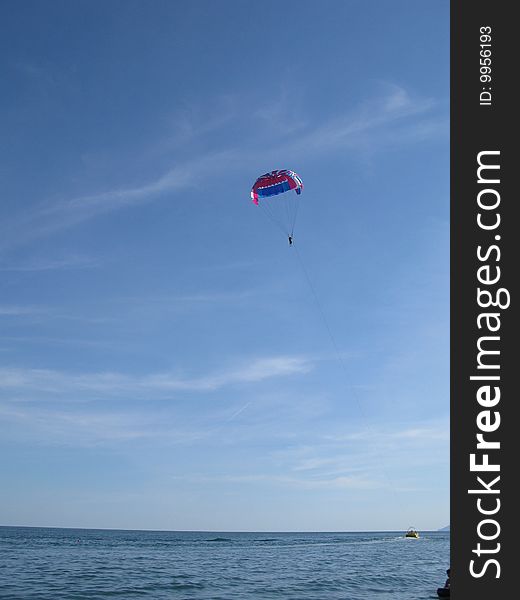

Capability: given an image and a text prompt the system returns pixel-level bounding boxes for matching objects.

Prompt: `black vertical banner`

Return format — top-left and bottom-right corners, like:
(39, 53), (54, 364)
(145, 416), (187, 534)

(451, 1), (518, 597)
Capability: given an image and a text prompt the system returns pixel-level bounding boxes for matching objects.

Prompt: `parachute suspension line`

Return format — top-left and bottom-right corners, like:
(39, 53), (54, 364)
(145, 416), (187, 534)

(259, 200), (289, 238)
(290, 192), (301, 237)
(284, 193), (292, 233)
(292, 242), (397, 495)
(258, 192), (300, 240)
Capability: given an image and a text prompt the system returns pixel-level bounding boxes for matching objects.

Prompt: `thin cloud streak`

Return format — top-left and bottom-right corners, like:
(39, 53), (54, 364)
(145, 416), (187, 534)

(324, 423), (449, 443)
(122, 289), (259, 316)
(0, 305), (48, 317)
(0, 404), (208, 446)
(0, 254), (98, 272)
(171, 472), (380, 490)
(280, 84), (438, 158)
(0, 355), (312, 397)
(0, 150), (236, 253)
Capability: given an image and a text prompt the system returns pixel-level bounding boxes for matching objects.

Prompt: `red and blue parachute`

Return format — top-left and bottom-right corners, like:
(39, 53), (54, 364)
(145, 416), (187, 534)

(250, 169), (303, 238)
(251, 169), (303, 205)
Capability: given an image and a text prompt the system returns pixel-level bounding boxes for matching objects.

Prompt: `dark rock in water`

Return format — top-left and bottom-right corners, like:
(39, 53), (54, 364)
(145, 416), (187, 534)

(437, 587), (450, 597)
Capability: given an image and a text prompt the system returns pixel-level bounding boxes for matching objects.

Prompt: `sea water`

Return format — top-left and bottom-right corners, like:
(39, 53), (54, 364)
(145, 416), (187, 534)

(0, 526), (449, 599)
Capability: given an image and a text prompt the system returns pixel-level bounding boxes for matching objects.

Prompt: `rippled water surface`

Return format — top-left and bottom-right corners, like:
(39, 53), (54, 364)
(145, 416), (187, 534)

(1, 526), (449, 599)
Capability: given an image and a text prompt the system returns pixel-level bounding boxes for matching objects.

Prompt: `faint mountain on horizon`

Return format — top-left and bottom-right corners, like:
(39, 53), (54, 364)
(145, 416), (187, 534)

(438, 525), (450, 531)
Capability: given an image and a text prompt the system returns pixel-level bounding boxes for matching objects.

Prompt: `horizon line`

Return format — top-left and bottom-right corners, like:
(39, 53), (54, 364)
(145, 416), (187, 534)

(0, 524), (449, 533)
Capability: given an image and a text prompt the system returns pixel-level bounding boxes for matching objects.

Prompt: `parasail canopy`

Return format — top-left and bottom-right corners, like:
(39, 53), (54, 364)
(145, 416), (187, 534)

(251, 169), (303, 205)
(250, 169), (303, 238)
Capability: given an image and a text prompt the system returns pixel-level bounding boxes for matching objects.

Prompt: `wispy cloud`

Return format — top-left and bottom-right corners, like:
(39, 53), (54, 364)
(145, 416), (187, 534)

(171, 472), (379, 490)
(278, 84), (440, 159)
(0, 305), (111, 325)
(0, 403), (208, 446)
(0, 305), (47, 317)
(269, 419), (450, 483)
(324, 424), (449, 444)
(166, 96), (238, 144)
(0, 254), (99, 272)
(123, 289), (258, 316)
(253, 83), (308, 136)
(0, 356), (313, 446)
(0, 355), (312, 397)
(1, 84), (444, 253)
(0, 150), (235, 253)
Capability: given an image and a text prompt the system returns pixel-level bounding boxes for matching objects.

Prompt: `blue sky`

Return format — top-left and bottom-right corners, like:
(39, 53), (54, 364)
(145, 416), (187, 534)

(0, 0), (449, 531)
